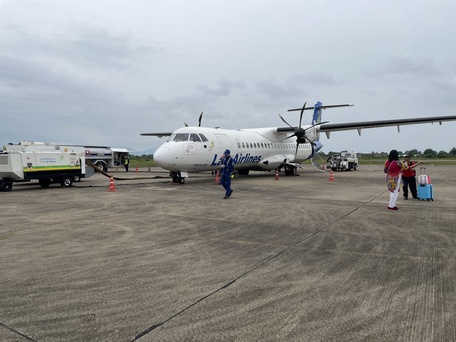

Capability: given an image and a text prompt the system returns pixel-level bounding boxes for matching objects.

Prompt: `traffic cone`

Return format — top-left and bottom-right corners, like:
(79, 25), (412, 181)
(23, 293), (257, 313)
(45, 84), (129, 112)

(275, 169), (280, 181)
(214, 170), (220, 184)
(135, 166), (139, 173)
(329, 170), (334, 182)
(108, 176), (116, 192)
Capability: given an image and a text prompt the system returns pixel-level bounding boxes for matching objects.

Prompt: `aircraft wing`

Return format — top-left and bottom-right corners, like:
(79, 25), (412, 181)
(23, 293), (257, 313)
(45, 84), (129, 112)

(318, 115), (456, 136)
(140, 132), (173, 137)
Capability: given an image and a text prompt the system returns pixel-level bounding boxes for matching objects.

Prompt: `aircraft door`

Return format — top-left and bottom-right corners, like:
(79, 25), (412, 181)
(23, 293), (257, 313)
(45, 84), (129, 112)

(235, 138), (242, 154)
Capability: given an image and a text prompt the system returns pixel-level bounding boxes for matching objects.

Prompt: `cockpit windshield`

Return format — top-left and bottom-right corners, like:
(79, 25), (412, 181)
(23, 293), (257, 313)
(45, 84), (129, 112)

(172, 133), (190, 142)
(171, 132), (208, 142)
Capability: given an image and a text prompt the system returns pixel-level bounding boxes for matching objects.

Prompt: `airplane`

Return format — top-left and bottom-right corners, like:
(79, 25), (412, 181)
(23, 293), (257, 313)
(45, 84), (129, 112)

(141, 102), (456, 184)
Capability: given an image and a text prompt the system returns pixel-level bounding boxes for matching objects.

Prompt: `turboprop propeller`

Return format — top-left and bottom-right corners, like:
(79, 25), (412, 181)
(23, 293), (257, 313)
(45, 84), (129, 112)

(278, 102), (328, 156)
(185, 111), (204, 127)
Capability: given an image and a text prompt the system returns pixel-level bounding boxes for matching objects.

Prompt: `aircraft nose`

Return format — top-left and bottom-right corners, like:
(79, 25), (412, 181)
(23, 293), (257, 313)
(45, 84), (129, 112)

(153, 146), (174, 168)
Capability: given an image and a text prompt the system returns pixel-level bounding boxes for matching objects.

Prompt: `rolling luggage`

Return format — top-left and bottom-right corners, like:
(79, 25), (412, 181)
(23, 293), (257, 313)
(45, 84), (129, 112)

(417, 167), (433, 201)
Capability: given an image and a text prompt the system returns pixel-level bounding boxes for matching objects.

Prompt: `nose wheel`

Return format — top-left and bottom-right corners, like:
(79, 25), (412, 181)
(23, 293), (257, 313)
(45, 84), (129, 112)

(171, 172), (186, 184)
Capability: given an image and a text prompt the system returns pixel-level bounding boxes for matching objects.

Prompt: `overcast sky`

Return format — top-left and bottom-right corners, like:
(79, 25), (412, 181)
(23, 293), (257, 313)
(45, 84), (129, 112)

(1, 0), (456, 154)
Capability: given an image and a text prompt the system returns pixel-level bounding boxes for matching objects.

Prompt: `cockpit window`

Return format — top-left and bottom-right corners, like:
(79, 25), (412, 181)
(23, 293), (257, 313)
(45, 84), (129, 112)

(190, 133), (201, 142)
(172, 133), (190, 142)
(199, 133), (208, 142)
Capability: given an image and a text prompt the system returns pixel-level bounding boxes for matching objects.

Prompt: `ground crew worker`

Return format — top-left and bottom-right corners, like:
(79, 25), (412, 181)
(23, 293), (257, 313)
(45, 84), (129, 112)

(402, 155), (418, 199)
(219, 149), (235, 199)
(124, 156), (130, 172)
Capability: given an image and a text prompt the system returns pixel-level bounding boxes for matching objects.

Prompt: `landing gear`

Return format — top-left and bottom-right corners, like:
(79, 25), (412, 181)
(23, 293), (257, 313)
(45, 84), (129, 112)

(284, 165), (298, 176)
(170, 171), (187, 184)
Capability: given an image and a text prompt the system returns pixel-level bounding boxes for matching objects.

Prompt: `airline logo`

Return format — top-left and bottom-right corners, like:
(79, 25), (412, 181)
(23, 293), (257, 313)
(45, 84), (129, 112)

(210, 153), (262, 166)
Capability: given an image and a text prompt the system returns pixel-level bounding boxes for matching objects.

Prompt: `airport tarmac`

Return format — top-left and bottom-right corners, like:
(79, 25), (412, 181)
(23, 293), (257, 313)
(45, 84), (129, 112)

(1, 165), (456, 342)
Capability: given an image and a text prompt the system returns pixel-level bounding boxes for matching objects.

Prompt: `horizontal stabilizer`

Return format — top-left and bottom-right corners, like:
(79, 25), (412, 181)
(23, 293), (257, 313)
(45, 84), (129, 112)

(140, 132), (173, 137)
(288, 104), (353, 112)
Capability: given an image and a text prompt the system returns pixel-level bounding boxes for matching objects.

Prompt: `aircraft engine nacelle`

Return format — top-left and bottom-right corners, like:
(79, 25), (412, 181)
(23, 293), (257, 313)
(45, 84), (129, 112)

(305, 126), (319, 143)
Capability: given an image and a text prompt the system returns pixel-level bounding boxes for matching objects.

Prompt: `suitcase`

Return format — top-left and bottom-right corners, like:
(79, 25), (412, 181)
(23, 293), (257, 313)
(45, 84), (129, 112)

(418, 167), (431, 185)
(418, 184), (433, 201)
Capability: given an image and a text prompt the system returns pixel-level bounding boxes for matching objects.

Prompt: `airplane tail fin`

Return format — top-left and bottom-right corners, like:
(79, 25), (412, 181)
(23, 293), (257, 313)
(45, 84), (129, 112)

(312, 101), (323, 126)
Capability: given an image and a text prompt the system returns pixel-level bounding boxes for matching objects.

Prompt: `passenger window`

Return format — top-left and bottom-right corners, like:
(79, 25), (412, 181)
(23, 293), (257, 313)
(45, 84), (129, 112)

(242, 142), (245, 148)
(237, 142), (241, 148)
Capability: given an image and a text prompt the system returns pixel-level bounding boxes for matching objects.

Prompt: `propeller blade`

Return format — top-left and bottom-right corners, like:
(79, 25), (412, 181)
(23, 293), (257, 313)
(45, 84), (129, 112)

(299, 102), (306, 128)
(280, 134), (296, 142)
(198, 111), (204, 127)
(184, 122), (188, 127)
(303, 120), (330, 132)
(294, 143), (299, 157)
(278, 114), (294, 129)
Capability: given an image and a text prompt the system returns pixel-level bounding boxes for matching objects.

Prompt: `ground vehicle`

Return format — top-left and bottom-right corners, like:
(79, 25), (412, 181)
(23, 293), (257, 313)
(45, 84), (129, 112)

(3, 141), (129, 172)
(0, 151), (94, 192)
(327, 151), (358, 171)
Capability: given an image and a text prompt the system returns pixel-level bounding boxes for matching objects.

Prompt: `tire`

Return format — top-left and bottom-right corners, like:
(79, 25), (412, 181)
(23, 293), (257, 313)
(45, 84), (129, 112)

(74, 175), (81, 182)
(178, 177), (186, 184)
(0, 181), (13, 192)
(39, 178), (51, 188)
(96, 162), (107, 172)
(60, 176), (74, 187)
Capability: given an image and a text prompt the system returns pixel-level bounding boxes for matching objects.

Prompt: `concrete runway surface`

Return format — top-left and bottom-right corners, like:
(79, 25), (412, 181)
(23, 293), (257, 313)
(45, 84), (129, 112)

(1, 165), (456, 342)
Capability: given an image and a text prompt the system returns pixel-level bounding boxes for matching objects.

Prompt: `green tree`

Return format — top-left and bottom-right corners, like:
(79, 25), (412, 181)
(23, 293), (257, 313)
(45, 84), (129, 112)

(405, 149), (421, 157)
(422, 149), (437, 158)
(437, 150), (449, 158)
(449, 147), (456, 156)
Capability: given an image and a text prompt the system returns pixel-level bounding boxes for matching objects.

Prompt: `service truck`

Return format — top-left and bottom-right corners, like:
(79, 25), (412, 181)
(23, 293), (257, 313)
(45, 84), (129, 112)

(0, 151), (94, 192)
(327, 151), (359, 171)
(3, 141), (129, 172)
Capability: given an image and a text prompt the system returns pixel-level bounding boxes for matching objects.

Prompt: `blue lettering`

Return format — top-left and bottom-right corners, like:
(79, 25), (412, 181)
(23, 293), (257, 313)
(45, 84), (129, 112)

(210, 154), (219, 166)
(214, 153), (262, 165)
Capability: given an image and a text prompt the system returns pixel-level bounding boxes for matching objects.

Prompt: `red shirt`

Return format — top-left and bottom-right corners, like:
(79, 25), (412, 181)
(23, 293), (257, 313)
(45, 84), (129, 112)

(402, 161), (416, 177)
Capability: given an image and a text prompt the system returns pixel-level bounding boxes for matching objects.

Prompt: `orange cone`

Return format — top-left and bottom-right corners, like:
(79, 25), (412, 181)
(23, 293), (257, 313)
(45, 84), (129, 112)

(275, 169), (280, 181)
(108, 176), (116, 192)
(214, 170), (220, 184)
(329, 170), (334, 182)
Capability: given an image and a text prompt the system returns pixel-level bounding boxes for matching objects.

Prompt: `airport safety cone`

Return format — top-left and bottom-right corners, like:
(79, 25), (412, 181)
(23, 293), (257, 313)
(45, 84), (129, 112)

(108, 176), (117, 192)
(275, 169), (280, 181)
(329, 170), (334, 182)
(214, 170), (220, 184)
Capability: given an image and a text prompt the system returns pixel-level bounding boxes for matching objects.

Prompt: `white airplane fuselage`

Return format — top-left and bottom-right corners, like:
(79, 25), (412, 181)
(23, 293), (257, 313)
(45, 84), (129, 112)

(153, 126), (318, 173)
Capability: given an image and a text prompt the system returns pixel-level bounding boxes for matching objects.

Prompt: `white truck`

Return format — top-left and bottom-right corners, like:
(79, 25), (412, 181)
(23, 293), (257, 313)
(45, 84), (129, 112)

(327, 151), (359, 171)
(3, 141), (129, 172)
(0, 151), (94, 192)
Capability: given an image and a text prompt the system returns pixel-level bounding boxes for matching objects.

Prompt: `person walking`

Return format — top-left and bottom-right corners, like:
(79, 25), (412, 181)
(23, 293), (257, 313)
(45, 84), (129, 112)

(219, 149), (235, 199)
(402, 155), (421, 199)
(124, 156), (130, 172)
(384, 150), (404, 210)
(384, 150), (420, 211)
